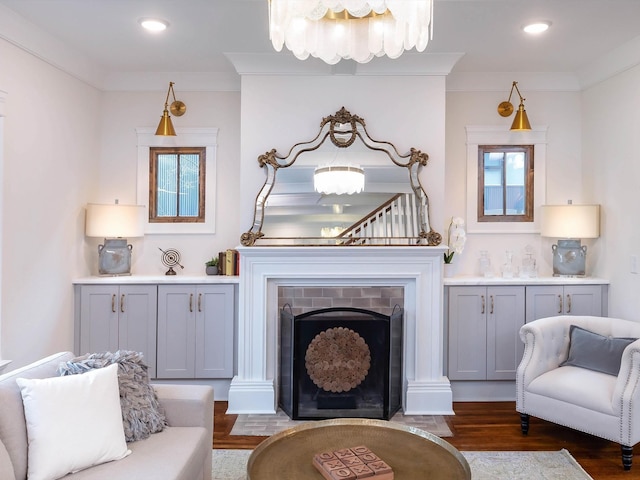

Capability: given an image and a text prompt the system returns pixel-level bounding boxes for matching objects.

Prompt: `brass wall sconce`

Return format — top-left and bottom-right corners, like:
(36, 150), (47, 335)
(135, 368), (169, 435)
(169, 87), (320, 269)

(497, 81), (532, 131)
(155, 81), (187, 136)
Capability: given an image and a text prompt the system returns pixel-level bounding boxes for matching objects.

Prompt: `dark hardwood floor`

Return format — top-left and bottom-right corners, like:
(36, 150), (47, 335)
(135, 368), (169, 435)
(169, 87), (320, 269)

(213, 401), (635, 480)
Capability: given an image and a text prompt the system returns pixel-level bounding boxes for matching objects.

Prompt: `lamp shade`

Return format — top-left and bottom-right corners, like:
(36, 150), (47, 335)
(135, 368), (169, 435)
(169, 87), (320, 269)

(85, 204), (146, 238)
(540, 205), (600, 239)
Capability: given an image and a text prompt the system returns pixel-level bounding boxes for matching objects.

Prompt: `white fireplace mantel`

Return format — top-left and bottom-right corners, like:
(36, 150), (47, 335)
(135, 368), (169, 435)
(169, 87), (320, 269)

(227, 245), (453, 415)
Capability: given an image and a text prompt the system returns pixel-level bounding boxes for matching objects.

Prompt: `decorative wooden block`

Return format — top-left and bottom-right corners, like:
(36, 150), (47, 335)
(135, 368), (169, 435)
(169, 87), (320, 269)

(313, 446), (394, 480)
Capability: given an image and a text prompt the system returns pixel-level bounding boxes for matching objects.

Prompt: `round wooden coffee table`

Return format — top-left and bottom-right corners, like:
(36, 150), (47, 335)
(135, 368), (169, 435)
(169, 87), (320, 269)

(247, 418), (470, 479)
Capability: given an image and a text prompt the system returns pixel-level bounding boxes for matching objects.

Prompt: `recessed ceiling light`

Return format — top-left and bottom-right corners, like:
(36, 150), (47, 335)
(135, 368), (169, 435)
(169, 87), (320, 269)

(523, 21), (551, 34)
(139, 18), (169, 32)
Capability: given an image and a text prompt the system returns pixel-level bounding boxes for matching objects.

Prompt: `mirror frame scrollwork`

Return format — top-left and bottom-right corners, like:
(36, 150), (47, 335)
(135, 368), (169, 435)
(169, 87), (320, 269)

(240, 107), (442, 247)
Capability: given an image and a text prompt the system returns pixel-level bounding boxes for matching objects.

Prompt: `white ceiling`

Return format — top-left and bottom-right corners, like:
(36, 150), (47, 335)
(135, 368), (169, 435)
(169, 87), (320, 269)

(1, 0), (640, 91)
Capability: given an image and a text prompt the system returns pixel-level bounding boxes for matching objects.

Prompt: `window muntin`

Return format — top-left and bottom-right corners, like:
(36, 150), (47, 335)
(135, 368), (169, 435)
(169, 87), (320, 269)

(478, 145), (533, 222)
(149, 147), (206, 223)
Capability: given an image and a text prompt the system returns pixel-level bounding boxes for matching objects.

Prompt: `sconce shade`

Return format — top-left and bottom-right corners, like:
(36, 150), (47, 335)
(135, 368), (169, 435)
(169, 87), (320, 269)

(511, 103), (532, 131)
(155, 109), (176, 136)
(540, 204), (600, 239)
(85, 204), (146, 238)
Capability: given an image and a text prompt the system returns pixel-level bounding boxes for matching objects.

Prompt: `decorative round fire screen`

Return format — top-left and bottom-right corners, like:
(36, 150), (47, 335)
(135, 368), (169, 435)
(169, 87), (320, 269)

(305, 327), (371, 393)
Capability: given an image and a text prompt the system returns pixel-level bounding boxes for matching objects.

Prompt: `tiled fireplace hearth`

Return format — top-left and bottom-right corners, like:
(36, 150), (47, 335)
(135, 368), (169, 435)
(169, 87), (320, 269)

(227, 245), (453, 415)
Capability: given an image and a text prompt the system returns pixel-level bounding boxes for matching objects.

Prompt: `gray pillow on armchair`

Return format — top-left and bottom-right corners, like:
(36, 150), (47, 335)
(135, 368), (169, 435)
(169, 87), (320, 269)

(561, 325), (637, 376)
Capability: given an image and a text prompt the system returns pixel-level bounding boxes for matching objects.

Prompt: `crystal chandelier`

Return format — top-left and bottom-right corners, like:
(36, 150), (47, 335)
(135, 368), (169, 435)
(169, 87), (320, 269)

(314, 166), (365, 195)
(268, 0), (433, 65)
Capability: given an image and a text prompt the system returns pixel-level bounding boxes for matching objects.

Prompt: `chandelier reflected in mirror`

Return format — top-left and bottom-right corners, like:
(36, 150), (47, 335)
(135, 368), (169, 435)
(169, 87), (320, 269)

(268, 0), (433, 65)
(314, 165), (365, 195)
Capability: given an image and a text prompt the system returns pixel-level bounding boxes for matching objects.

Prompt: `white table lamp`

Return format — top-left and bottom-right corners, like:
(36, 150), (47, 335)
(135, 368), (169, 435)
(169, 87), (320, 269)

(540, 203), (600, 277)
(85, 202), (146, 275)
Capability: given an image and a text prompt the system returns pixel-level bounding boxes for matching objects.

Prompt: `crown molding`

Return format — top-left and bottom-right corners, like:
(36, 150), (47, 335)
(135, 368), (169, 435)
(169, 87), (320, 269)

(224, 52), (465, 76)
(0, 4), (106, 90)
(446, 71), (582, 92)
(577, 34), (640, 89)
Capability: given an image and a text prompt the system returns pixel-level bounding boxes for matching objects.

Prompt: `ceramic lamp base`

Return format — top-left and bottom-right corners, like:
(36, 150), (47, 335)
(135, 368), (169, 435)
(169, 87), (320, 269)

(98, 238), (133, 276)
(551, 239), (587, 277)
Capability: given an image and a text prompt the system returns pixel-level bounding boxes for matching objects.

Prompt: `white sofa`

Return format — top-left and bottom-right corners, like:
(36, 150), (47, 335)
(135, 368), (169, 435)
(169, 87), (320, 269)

(517, 315), (640, 470)
(0, 351), (214, 480)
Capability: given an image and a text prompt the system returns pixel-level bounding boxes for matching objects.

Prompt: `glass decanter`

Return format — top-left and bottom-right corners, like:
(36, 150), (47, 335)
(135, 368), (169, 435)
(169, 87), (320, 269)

(501, 250), (515, 278)
(478, 250), (493, 277)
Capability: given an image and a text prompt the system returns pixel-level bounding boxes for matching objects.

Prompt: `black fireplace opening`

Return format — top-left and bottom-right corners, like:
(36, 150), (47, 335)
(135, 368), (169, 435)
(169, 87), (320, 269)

(279, 306), (403, 420)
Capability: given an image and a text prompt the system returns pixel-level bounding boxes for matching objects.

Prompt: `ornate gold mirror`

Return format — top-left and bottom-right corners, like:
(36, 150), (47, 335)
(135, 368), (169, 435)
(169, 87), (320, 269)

(241, 108), (441, 247)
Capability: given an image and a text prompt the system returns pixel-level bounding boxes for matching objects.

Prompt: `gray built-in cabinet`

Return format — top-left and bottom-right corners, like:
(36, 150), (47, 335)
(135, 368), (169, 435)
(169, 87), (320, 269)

(445, 279), (608, 381)
(74, 278), (237, 381)
(156, 284), (234, 379)
(76, 284), (158, 378)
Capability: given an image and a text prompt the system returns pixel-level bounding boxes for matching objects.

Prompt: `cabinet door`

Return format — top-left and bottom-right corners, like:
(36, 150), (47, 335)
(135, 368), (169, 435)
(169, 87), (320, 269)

(118, 285), (157, 378)
(448, 286), (487, 380)
(486, 286), (525, 380)
(79, 285), (119, 355)
(157, 286), (196, 378)
(526, 285), (604, 322)
(195, 285), (235, 378)
(525, 285), (564, 322)
(563, 285), (603, 317)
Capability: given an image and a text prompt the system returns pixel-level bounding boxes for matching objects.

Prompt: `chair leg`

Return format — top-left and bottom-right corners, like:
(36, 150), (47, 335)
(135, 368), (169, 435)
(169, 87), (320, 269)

(621, 445), (633, 470)
(519, 413), (529, 435)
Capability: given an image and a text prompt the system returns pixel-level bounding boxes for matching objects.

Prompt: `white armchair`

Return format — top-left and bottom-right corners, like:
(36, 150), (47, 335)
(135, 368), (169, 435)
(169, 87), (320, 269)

(517, 315), (640, 470)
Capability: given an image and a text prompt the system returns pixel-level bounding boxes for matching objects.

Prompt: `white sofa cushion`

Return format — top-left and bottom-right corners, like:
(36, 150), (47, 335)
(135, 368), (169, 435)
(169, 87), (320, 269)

(58, 351), (167, 442)
(16, 363), (130, 480)
(527, 365), (617, 415)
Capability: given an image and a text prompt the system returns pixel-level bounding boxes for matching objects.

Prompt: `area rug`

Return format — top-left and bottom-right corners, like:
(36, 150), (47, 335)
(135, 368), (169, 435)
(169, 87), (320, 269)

(212, 449), (593, 480)
(229, 409), (452, 437)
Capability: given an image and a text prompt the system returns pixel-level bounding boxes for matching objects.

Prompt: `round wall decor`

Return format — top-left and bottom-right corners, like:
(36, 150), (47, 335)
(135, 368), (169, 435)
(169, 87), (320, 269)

(305, 327), (371, 393)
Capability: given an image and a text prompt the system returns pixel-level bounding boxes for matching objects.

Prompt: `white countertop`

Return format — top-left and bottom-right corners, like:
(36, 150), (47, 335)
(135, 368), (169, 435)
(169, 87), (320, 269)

(443, 276), (609, 286)
(73, 275), (240, 285)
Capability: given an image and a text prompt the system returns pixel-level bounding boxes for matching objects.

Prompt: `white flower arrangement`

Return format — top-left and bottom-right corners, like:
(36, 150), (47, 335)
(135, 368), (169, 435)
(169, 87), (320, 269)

(444, 217), (466, 264)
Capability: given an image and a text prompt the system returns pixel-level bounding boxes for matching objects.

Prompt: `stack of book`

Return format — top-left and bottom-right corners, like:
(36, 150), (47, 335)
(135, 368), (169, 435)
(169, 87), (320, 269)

(217, 249), (239, 276)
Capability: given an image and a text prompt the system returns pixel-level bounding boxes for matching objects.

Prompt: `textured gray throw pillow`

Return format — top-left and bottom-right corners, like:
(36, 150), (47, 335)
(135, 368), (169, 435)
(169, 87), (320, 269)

(561, 325), (637, 376)
(58, 350), (167, 442)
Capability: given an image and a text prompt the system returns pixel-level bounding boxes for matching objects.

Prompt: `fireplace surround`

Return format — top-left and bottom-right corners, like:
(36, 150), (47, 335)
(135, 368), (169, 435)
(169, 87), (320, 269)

(227, 245), (452, 415)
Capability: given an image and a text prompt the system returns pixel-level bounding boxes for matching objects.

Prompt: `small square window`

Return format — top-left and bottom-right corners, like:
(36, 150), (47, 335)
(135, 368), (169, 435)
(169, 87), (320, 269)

(149, 147), (206, 223)
(477, 145), (533, 223)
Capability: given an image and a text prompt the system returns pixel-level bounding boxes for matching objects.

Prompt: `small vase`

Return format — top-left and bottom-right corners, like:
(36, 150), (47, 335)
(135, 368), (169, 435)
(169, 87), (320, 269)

(443, 263), (455, 278)
(206, 266), (218, 275)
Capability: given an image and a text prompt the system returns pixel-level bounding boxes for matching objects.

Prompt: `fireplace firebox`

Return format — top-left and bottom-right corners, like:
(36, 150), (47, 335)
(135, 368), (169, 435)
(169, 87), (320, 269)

(279, 306), (403, 420)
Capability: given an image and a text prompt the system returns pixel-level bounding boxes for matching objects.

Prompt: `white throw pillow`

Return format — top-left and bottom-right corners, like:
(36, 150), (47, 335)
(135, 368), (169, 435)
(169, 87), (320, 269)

(16, 363), (131, 480)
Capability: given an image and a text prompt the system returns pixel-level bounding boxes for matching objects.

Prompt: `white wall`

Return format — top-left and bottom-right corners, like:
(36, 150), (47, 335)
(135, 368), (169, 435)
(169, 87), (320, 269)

(0, 39), (100, 367)
(445, 89), (586, 278)
(582, 64), (640, 320)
